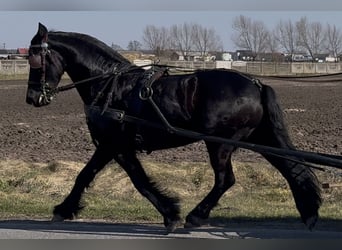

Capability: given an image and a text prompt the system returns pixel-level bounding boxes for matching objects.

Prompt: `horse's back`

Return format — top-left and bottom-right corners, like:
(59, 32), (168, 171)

(150, 69), (264, 138)
(189, 69), (264, 135)
(195, 69), (261, 95)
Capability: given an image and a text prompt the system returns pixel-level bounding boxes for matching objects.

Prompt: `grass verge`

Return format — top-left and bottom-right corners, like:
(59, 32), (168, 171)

(0, 159), (341, 229)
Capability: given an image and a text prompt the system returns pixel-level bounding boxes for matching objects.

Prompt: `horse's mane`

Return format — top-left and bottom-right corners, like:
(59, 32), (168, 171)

(48, 31), (131, 72)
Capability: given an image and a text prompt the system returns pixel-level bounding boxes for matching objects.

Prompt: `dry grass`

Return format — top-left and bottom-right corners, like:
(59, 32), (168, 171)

(0, 74), (29, 80)
(0, 159), (341, 227)
(0, 73), (70, 81)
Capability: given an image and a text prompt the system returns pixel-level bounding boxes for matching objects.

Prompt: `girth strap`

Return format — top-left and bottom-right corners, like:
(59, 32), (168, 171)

(84, 105), (165, 131)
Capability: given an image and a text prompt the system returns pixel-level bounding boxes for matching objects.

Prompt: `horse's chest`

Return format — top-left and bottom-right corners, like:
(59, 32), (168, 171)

(84, 105), (130, 142)
(84, 104), (196, 151)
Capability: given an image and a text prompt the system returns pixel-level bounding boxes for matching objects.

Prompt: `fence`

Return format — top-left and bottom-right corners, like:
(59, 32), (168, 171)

(160, 60), (342, 75)
(0, 60), (29, 75)
(2, 59), (342, 76)
(239, 62), (342, 75)
(158, 60), (216, 70)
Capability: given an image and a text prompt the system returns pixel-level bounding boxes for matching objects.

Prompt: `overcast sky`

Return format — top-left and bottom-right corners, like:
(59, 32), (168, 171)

(1, 0), (342, 51)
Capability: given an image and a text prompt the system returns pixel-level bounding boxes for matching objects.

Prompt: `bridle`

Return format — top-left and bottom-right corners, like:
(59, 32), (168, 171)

(28, 42), (56, 105)
(26, 42), (169, 107)
(27, 42), (115, 105)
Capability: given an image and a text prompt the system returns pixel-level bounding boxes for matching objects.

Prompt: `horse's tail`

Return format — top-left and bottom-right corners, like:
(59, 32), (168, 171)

(249, 82), (322, 230)
(259, 83), (294, 148)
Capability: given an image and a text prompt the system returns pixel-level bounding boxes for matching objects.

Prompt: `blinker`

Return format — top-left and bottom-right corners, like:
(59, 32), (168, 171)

(28, 42), (49, 69)
(28, 54), (42, 69)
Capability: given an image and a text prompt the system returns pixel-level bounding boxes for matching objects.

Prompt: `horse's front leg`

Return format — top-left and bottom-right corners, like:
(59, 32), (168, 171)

(114, 152), (181, 233)
(185, 142), (236, 228)
(52, 145), (114, 221)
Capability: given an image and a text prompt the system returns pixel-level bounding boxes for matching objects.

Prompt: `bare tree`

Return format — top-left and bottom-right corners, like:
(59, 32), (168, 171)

(111, 43), (123, 51)
(296, 17), (326, 61)
(325, 23), (342, 61)
(232, 15), (269, 60)
(266, 32), (281, 61)
(169, 23), (194, 60)
(309, 22), (326, 56)
(142, 25), (169, 57)
(274, 19), (298, 60)
(127, 40), (142, 51)
(192, 24), (223, 57)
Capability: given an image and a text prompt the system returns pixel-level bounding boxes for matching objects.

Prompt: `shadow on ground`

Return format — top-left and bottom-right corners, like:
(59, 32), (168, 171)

(0, 217), (341, 239)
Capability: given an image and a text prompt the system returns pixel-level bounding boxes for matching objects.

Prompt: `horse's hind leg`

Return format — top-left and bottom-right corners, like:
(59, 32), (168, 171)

(253, 137), (321, 229)
(113, 152), (181, 233)
(240, 84), (322, 230)
(52, 145), (114, 221)
(185, 142), (235, 228)
(248, 123), (321, 230)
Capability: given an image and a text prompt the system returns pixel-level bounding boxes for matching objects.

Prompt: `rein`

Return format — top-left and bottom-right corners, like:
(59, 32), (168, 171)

(53, 64), (184, 93)
(251, 72), (342, 83)
(56, 73), (114, 92)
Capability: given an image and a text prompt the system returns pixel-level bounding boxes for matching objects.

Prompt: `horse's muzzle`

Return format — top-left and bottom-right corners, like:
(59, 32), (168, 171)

(26, 88), (50, 107)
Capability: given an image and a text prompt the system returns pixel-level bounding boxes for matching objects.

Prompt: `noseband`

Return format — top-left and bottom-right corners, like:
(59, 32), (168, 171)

(28, 42), (55, 104)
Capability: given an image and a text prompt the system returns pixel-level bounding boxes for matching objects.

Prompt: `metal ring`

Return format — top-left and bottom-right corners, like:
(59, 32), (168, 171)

(139, 86), (153, 100)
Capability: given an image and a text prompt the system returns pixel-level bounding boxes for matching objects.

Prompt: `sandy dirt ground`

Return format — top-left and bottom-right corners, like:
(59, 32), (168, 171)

(0, 77), (340, 167)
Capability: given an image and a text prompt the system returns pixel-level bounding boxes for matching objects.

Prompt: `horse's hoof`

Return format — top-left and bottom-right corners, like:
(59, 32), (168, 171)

(305, 215), (318, 231)
(164, 218), (182, 234)
(184, 214), (207, 228)
(51, 214), (65, 222)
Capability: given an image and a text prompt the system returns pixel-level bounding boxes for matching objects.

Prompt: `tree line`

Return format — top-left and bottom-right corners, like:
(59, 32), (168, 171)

(233, 15), (342, 61)
(116, 15), (342, 62)
(115, 23), (223, 60)
(141, 23), (223, 59)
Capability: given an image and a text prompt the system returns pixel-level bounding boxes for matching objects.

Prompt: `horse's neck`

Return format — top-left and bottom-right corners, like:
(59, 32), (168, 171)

(65, 57), (121, 82)
(63, 57), (134, 106)
(51, 36), (135, 105)
(51, 36), (125, 82)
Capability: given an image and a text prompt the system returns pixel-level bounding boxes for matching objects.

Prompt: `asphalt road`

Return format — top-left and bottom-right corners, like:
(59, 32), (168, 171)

(0, 220), (341, 239)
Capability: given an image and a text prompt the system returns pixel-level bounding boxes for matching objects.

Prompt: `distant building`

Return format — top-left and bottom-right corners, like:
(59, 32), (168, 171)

(0, 48), (29, 59)
(0, 49), (8, 59)
(234, 50), (255, 61)
(0, 49), (15, 59)
(170, 51), (215, 62)
(292, 54), (313, 62)
(118, 50), (156, 63)
(255, 52), (286, 62)
(221, 52), (233, 61)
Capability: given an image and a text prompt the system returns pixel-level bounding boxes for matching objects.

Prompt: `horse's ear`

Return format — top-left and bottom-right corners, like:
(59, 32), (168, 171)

(37, 22), (48, 42)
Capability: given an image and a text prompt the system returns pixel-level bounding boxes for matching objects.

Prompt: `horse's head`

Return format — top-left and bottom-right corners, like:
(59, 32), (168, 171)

(26, 23), (66, 107)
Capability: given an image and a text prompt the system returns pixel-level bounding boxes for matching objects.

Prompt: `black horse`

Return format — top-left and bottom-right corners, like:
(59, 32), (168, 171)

(26, 23), (321, 232)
